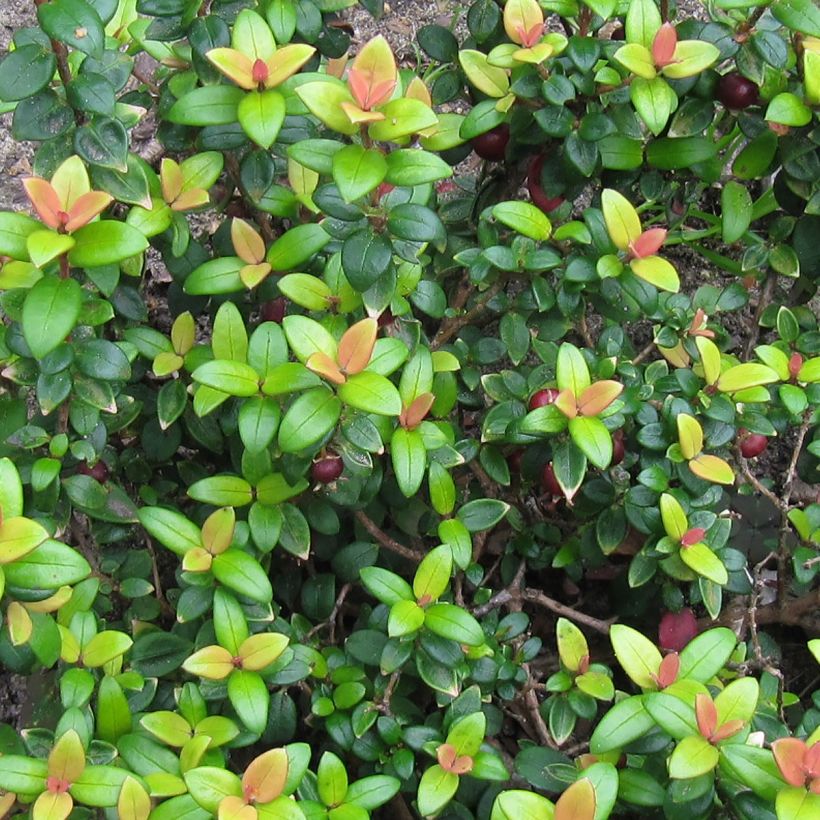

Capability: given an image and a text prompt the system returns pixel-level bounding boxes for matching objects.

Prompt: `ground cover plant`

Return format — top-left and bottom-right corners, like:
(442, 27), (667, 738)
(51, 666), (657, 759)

(0, 0), (818, 816)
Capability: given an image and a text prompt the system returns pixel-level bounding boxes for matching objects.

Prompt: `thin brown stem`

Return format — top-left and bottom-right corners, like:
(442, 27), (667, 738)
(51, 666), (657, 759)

(354, 509), (423, 563)
(431, 279), (505, 350)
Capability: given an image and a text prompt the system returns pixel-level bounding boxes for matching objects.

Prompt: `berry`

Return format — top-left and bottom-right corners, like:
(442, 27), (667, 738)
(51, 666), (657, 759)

(260, 297), (287, 324)
(716, 73), (758, 110)
(659, 608), (698, 653)
(312, 456), (343, 484)
(528, 388), (559, 411)
(739, 430), (768, 459)
(77, 461), (109, 483)
(377, 308), (396, 328)
(612, 429), (625, 466)
(527, 155), (564, 213)
(471, 125), (509, 162)
(542, 462), (562, 496)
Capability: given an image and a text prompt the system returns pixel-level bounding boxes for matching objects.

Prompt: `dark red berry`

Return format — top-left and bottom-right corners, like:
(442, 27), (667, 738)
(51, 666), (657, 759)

(506, 449), (524, 473)
(471, 124), (509, 162)
(610, 25), (625, 41)
(739, 431), (768, 459)
(542, 462), (562, 496)
(77, 461), (109, 483)
(377, 308), (395, 328)
(261, 297), (287, 324)
(612, 429), (625, 466)
(527, 155), (564, 214)
(716, 73), (758, 110)
(312, 456), (343, 484)
(528, 388), (559, 411)
(375, 182), (395, 201)
(659, 608), (698, 653)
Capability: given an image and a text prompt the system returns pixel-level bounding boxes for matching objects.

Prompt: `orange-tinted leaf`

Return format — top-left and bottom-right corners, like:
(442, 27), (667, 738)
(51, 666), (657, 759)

(160, 158), (184, 204)
(264, 44), (316, 88)
(680, 527), (706, 547)
(695, 693), (717, 739)
(64, 191), (113, 231)
(202, 507), (235, 555)
(171, 188), (210, 212)
(677, 413), (703, 460)
(327, 54), (348, 79)
(218, 795), (255, 820)
(183, 645), (234, 680)
(231, 219), (265, 265)
(240, 262), (272, 289)
(689, 454), (734, 485)
(306, 351), (346, 385)
(629, 227), (667, 259)
(118, 776), (151, 820)
(348, 35), (397, 110)
(183, 547), (213, 573)
(773, 738), (808, 787)
(237, 632), (289, 671)
(554, 778), (596, 820)
(451, 755), (473, 775)
(806, 742), (820, 778)
(436, 743), (471, 774)
(242, 748), (288, 803)
(553, 387), (578, 419)
(503, 0), (544, 47)
(577, 380), (623, 416)
(657, 652), (680, 688)
(652, 23), (678, 67)
(401, 392), (435, 430)
(33, 790), (73, 820)
(338, 317), (377, 375)
(340, 101), (385, 124)
(206, 48), (256, 90)
(48, 730), (85, 784)
(711, 719), (745, 742)
(23, 178), (63, 230)
(405, 76), (432, 106)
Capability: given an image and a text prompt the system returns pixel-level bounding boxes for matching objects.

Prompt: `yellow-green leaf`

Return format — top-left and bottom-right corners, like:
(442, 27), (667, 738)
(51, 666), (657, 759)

(601, 189), (642, 251)
(676, 413), (703, 460)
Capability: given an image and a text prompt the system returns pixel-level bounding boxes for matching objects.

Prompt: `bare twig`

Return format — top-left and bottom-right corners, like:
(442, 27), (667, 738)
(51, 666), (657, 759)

(354, 510), (423, 563)
(430, 279), (505, 350)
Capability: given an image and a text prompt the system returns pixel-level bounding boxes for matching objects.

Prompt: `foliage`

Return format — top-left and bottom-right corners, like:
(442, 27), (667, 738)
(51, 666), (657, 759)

(0, 0), (818, 817)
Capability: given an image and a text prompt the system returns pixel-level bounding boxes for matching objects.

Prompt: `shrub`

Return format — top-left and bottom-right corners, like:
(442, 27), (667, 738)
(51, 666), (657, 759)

(0, 0), (818, 817)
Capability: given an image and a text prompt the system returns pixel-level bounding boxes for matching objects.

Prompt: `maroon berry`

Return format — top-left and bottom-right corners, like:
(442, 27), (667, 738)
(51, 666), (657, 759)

(716, 73), (758, 110)
(261, 297), (287, 324)
(77, 461), (109, 483)
(507, 448), (524, 473)
(527, 155), (564, 214)
(528, 388), (559, 411)
(312, 456), (343, 484)
(659, 608), (698, 653)
(610, 25), (625, 41)
(377, 308), (395, 328)
(739, 431), (768, 459)
(471, 124), (509, 162)
(542, 462), (562, 496)
(612, 429), (625, 466)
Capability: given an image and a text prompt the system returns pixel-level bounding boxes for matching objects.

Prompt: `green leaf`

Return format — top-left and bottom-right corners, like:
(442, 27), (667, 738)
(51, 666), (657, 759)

(212, 550), (273, 604)
(384, 149), (452, 186)
(22, 275), (82, 360)
(227, 669), (269, 735)
(491, 790), (555, 820)
(391, 427), (426, 498)
(238, 89), (286, 149)
(184, 257), (244, 296)
(38, 0), (105, 59)
(668, 734), (719, 779)
(368, 98), (439, 142)
(630, 77), (676, 136)
(721, 180), (752, 243)
(138, 507), (201, 557)
(239, 397), (280, 453)
(278, 387), (342, 452)
(0, 212), (41, 260)
(644, 692), (698, 740)
(492, 201), (551, 240)
(610, 625), (663, 689)
(425, 602), (485, 646)
(167, 86), (244, 126)
(0, 755), (48, 795)
(183, 767), (242, 813)
(344, 775), (400, 810)
(75, 339), (131, 381)
(556, 342), (591, 397)
(187, 475), (254, 507)
(68, 221), (148, 267)
(332, 144), (387, 204)
(457, 498), (509, 532)
(360, 566), (415, 605)
(70, 765), (130, 807)
(192, 361), (260, 397)
(765, 91), (812, 126)
(715, 676), (759, 726)
(590, 695), (655, 754)
(625, 0), (662, 48)
(74, 116), (128, 171)
(417, 764), (459, 817)
(459, 50), (509, 97)
(388, 203), (446, 248)
(337, 372), (402, 416)
(388, 599), (425, 637)
(267, 223), (330, 270)
(647, 137), (717, 170)
(0, 45), (56, 102)
(317, 751), (348, 808)
(680, 542), (728, 585)
(413, 544), (453, 602)
(719, 744), (788, 803)
(678, 628), (736, 683)
(447, 712), (486, 757)
(569, 415), (613, 469)
(771, 0), (820, 36)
